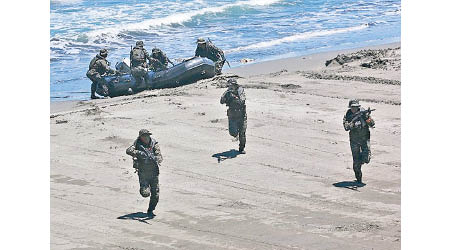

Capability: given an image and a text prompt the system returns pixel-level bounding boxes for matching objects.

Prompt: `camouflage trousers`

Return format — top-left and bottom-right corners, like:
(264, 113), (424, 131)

(131, 66), (150, 88)
(228, 113), (247, 149)
(350, 139), (371, 182)
(215, 60), (225, 75)
(138, 170), (159, 211)
(86, 71), (108, 96)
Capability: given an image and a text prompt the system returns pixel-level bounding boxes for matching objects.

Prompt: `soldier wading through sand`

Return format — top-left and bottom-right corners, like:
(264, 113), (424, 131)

(195, 37), (226, 75)
(343, 99), (375, 183)
(126, 129), (163, 218)
(86, 49), (117, 99)
(220, 78), (247, 154)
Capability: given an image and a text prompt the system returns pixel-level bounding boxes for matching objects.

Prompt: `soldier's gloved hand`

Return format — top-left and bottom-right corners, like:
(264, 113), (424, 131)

(347, 122), (354, 129)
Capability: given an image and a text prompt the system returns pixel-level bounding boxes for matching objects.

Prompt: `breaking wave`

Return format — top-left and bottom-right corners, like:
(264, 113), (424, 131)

(87, 0), (281, 37)
(50, 0), (282, 58)
(225, 24), (370, 53)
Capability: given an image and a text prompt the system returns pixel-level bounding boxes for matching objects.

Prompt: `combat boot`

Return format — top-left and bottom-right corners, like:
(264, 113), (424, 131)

(239, 146), (246, 154)
(147, 208), (155, 218)
(356, 172), (362, 183)
(91, 84), (99, 99)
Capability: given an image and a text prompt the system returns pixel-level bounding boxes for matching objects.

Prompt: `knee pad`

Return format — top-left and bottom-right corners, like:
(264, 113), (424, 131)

(140, 187), (151, 198)
(229, 131), (238, 137)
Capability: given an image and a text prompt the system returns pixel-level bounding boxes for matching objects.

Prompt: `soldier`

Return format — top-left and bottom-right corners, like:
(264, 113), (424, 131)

(130, 41), (152, 88)
(126, 129), (163, 217)
(343, 100), (375, 184)
(220, 78), (247, 153)
(149, 48), (174, 72)
(195, 37), (226, 74)
(86, 49), (117, 99)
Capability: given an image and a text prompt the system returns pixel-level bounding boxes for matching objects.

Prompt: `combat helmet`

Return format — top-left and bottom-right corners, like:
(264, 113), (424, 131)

(99, 48), (108, 57)
(139, 129), (152, 137)
(227, 78), (238, 85)
(197, 37), (207, 44)
(348, 99), (361, 108)
(136, 41), (144, 47)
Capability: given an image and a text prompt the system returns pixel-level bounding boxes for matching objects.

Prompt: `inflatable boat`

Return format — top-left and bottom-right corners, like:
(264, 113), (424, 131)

(96, 57), (216, 97)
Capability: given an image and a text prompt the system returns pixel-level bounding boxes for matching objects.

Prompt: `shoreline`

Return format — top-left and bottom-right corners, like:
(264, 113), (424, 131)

(226, 42), (400, 77)
(50, 41), (400, 113)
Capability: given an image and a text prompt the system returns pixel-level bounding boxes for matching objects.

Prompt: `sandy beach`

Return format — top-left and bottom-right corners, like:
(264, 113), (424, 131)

(50, 43), (401, 250)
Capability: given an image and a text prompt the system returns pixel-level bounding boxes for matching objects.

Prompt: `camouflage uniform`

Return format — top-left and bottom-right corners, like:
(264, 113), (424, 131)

(86, 49), (116, 98)
(343, 100), (375, 183)
(149, 48), (171, 72)
(195, 38), (225, 74)
(126, 129), (163, 215)
(130, 41), (152, 88)
(220, 79), (247, 152)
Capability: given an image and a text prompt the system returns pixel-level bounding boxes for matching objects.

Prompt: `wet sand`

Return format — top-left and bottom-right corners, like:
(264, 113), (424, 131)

(50, 43), (401, 249)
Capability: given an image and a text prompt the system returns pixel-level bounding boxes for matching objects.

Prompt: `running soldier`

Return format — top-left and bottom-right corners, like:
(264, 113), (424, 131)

(126, 129), (163, 218)
(220, 78), (247, 153)
(343, 100), (375, 183)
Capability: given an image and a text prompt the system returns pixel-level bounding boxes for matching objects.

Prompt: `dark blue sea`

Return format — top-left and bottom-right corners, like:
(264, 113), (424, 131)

(50, 0), (400, 101)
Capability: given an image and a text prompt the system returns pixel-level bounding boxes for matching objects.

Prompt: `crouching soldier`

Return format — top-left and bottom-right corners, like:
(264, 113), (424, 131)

(86, 49), (117, 99)
(220, 78), (247, 153)
(126, 129), (163, 217)
(195, 37), (226, 75)
(149, 48), (174, 72)
(343, 100), (375, 184)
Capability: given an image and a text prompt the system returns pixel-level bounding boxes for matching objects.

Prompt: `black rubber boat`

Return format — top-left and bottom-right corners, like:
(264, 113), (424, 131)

(97, 57), (216, 97)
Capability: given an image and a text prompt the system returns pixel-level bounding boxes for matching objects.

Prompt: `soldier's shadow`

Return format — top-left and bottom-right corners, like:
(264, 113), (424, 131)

(333, 181), (366, 191)
(117, 212), (153, 224)
(212, 149), (241, 163)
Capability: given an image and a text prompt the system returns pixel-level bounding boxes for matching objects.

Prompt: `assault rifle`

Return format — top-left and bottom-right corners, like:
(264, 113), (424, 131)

(351, 107), (376, 128)
(138, 144), (159, 166)
(167, 58), (175, 67)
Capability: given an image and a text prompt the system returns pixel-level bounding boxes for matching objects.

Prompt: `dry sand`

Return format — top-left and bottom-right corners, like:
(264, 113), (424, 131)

(50, 43), (401, 250)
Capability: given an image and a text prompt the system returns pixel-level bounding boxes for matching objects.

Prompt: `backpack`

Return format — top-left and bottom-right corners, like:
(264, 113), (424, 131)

(208, 42), (224, 60)
(131, 47), (146, 63)
(89, 56), (99, 71)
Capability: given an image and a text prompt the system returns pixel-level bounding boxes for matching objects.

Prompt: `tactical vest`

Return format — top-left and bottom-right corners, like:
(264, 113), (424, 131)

(136, 138), (160, 176)
(345, 109), (371, 140)
(88, 55), (108, 74)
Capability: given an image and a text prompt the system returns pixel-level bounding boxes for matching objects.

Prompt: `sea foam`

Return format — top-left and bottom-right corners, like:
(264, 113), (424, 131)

(86, 0), (282, 41)
(225, 24), (370, 53)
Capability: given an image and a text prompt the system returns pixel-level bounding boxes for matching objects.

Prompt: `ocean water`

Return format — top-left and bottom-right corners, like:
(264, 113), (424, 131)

(50, 0), (401, 101)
